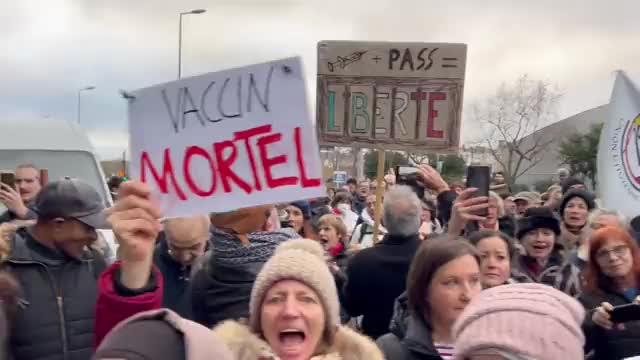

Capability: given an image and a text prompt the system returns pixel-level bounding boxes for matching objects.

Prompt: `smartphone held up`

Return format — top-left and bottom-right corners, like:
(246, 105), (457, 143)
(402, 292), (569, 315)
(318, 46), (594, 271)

(465, 165), (491, 217)
(1, 172), (16, 190)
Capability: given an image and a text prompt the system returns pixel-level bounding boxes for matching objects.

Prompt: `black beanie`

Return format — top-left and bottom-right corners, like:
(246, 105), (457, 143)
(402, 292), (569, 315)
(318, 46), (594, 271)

(93, 319), (186, 360)
(561, 177), (585, 194)
(559, 189), (596, 217)
(516, 207), (561, 240)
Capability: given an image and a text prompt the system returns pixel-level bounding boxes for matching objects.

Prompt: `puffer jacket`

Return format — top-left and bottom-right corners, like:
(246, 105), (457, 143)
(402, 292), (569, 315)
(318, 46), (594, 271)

(212, 319), (383, 360)
(5, 227), (107, 360)
(580, 289), (640, 360)
(191, 228), (298, 327)
(376, 293), (444, 360)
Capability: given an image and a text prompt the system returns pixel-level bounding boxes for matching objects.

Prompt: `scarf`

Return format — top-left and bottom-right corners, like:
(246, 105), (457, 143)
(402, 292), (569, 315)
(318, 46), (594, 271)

(211, 227), (298, 266)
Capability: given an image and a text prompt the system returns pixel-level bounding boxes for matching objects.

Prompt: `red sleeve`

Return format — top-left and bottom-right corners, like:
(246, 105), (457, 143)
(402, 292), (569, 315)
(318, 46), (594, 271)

(94, 261), (163, 348)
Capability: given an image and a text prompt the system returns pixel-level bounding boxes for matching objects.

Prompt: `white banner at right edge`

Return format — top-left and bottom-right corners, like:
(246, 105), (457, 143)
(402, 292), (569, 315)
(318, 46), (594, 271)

(597, 71), (640, 218)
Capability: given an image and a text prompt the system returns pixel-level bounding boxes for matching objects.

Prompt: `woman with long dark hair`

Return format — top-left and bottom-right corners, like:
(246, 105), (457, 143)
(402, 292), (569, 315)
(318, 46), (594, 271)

(580, 226), (640, 359)
(377, 239), (482, 359)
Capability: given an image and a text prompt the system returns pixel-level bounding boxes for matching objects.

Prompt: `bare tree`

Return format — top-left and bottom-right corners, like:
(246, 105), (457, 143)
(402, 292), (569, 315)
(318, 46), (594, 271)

(472, 74), (562, 187)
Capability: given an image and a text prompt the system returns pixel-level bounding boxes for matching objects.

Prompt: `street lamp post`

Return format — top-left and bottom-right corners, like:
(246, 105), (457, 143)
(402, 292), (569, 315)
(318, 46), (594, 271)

(178, 9), (206, 79)
(77, 86), (96, 124)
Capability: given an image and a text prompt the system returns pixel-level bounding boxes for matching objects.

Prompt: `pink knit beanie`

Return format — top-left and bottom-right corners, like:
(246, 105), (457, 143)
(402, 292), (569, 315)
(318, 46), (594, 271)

(453, 283), (585, 360)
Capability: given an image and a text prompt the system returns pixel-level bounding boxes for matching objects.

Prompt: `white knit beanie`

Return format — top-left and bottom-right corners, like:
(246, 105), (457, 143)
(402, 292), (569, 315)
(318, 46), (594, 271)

(249, 239), (340, 336)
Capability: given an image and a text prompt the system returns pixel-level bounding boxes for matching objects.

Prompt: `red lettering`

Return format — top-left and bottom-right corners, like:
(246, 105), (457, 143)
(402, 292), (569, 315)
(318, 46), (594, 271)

(257, 132), (298, 189)
(183, 146), (217, 197)
(140, 149), (187, 200)
(294, 127), (321, 188)
(213, 140), (252, 194)
(427, 92), (445, 138)
(233, 125), (272, 191)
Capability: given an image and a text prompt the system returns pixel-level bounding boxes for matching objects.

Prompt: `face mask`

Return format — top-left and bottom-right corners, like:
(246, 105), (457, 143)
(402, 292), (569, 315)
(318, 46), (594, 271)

(337, 203), (351, 213)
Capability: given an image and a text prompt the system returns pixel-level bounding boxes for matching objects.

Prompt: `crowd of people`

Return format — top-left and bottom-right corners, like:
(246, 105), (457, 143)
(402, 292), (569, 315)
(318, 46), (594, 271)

(0, 162), (639, 359)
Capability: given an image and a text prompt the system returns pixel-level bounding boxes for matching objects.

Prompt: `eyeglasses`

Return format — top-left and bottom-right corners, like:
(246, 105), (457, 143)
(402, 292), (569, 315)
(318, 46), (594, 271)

(596, 245), (629, 262)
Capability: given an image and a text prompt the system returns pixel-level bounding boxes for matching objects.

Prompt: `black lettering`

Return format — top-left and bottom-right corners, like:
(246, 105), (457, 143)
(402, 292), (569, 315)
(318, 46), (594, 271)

(247, 65), (274, 113)
(200, 81), (222, 123)
(389, 49), (400, 70)
(417, 48), (427, 70)
(425, 48), (438, 71)
(217, 77), (241, 118)
(181, 87), (205, 128)
(400, 48), (414, 71)
(161, 87), (183, 133)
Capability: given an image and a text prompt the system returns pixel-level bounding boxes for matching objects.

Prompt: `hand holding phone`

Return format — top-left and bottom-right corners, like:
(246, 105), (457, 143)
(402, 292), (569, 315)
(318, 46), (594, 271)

(0, 173), (15, 190)
(610, 303), (640, 323)
(465, 166), (491, 217)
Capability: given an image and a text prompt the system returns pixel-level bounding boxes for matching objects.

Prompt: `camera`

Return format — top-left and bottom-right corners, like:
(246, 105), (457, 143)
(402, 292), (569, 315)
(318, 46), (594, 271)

(395, 166), (425, 199)
(278, 208), (292, 228)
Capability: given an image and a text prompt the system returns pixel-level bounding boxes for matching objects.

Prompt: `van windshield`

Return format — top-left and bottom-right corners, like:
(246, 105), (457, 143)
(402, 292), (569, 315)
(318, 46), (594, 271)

(0, 150), (109, 212)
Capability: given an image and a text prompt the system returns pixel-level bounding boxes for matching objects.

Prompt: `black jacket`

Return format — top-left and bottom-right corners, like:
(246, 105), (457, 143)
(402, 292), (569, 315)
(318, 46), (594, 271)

(352, 193), (366, 215)
(152, 235), (197, 319)
(580, 289), (640, 360)
(377, 293), (443, 360)
(191, 229), (297, 328)
(5, 227), (106, 360)
(343, 233), (421, 339)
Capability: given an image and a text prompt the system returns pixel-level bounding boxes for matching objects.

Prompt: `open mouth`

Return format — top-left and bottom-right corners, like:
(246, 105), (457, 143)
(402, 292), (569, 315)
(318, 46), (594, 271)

(279, 329), (306, 348)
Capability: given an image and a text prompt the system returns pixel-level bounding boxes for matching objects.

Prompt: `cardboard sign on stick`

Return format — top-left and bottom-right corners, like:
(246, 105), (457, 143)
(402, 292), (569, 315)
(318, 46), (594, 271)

(128, 57), (324, 218)
(317, 41), (467, 152)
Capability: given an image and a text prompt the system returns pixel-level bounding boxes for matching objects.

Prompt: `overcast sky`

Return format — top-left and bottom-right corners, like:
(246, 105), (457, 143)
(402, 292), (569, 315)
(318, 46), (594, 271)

(3, 0), (640, 160)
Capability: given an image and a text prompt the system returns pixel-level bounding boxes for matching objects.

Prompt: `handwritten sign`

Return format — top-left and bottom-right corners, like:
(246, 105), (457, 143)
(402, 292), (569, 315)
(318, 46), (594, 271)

(316, 41), (466, 151)
(128, 57), (324, 218)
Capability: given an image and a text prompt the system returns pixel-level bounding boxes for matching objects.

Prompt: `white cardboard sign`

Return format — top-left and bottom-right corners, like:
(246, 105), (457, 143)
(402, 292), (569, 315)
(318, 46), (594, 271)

(128, 57), (324, 218)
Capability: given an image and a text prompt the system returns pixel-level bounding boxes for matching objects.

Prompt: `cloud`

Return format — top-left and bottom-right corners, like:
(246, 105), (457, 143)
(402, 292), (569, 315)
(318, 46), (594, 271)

(2, 0), (640, 158)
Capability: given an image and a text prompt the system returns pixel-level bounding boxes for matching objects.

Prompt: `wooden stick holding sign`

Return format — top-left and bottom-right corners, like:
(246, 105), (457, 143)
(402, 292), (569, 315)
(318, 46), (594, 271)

(372, 149), (385, 244)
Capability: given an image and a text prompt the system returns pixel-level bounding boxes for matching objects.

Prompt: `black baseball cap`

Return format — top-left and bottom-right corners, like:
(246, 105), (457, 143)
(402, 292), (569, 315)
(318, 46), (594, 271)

(32, 178), (109, 229)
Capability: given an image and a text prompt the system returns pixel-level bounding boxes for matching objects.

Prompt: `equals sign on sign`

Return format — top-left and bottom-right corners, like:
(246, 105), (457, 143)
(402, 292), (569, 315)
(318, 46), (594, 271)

(441, 57), (458, 68)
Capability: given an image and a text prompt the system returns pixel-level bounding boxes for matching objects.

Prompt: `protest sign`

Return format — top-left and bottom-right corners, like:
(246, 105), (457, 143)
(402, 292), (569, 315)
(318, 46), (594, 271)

(316, 41), (467, 152)
(333, 171), (347, 185)
(128, 57), (324, 218)
(597, 71), (640, 218)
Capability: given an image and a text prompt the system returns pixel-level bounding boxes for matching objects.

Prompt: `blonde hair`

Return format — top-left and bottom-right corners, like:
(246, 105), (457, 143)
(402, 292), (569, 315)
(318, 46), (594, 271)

(318, 214), (348, 240)
(489, 191), (505, 218)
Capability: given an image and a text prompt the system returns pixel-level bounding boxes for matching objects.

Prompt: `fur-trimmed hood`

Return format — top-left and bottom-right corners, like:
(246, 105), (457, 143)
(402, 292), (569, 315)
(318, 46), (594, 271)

(212, 320), (384, 360)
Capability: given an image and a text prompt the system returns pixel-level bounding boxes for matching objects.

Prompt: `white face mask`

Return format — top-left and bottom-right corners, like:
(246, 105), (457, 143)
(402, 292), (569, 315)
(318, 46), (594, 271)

(337, 203), (351, 213)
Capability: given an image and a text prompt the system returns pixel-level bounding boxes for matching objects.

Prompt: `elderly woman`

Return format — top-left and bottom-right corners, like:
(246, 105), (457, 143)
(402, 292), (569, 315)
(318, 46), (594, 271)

(558, 189), (596, 252)
(377, 239), (482, 359)
(579, 226), (640, 359)
(212, 239), (383, 360)
(570, 208), (628, 271)
(468, 230), (516, 288)
(512, 207), (582, 296)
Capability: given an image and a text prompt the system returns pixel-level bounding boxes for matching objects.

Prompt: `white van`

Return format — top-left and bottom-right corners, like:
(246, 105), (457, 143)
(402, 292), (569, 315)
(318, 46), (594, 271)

(0, 119), (117, 261)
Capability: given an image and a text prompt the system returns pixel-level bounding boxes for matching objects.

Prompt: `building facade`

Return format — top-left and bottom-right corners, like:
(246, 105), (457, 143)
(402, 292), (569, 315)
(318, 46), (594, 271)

(501, 105), (607, 187)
